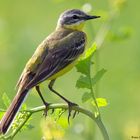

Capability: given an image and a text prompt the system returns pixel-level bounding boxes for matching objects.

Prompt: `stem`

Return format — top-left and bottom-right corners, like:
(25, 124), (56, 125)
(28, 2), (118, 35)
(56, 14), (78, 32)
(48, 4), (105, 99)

(89, 68), (100, 114)
(30, 103), (109, 140)
(0, 103), (109, 140)
(95, 117), (109, 140)
(86, 18), (101, 115)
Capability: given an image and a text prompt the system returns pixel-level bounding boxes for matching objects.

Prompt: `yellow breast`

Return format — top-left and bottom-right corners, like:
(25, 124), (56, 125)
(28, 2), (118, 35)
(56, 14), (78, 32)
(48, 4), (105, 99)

(48, 60), (78, 80)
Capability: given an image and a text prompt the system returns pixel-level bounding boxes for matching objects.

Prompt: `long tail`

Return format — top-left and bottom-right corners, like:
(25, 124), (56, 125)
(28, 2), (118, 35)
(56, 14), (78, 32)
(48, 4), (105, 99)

(0, 89), (29, 134)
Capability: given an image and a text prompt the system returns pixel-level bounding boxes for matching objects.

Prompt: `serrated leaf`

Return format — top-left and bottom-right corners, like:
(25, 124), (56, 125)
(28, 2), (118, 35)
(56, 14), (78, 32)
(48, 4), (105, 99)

(82, 92), (92, 103)
(76, 59), (90, 75)
(75, 43), (96, 75)
(92, 98), (108, 107)
(76, 76), (90, 89)
(92, 69), (107, 86)
(2, 93), (11, 108)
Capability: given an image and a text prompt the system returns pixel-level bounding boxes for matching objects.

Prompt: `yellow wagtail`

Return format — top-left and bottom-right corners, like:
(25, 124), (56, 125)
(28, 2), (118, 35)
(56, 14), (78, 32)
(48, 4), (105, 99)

(0, 9), (100, 134)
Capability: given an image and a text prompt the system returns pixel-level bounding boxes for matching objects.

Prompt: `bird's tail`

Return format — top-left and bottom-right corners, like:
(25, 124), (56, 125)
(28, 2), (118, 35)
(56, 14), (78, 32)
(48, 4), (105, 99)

(0, 89), (29, 134)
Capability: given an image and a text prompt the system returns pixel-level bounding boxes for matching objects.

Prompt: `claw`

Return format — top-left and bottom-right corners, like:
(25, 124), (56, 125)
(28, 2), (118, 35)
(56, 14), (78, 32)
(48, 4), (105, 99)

(72, 111), (76, 119)
(43, 108), (48, 117)
(68, 108), (71, 124)
(67, 102), (78, 124)
(43, 102), (50, 117)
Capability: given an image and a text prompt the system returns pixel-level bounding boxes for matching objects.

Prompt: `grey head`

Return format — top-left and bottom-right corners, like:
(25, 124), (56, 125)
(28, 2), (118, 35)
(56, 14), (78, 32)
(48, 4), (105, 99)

(57, 9), (100, 26)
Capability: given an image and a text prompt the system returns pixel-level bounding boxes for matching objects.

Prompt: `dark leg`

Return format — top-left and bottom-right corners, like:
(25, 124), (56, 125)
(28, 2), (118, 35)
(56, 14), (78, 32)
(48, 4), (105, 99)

(48, 79), (78, 123)
(36, 86), (50, 116)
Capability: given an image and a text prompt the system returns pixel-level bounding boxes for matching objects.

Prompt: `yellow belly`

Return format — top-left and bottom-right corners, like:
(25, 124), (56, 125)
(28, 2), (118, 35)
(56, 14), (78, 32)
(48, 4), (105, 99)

(48, 60), (78, 80)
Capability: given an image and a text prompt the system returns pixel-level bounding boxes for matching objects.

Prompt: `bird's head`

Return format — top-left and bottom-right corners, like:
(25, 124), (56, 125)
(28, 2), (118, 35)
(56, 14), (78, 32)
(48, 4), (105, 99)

(57, 9), (100, 31)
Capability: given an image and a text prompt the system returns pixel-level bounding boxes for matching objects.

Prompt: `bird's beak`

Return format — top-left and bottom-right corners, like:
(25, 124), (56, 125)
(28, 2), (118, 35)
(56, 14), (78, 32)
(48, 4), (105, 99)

(84, 15), (100, 20)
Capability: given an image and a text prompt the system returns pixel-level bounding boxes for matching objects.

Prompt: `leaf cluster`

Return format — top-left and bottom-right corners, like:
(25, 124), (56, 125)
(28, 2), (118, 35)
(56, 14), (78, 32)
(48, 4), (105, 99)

(76, 43), (107, 107)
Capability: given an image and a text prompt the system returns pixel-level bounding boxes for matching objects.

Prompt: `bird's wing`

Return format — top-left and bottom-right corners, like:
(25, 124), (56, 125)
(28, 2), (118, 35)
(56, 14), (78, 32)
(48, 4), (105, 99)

(16, 41), (49, 89)
(26, 31), (86, 89)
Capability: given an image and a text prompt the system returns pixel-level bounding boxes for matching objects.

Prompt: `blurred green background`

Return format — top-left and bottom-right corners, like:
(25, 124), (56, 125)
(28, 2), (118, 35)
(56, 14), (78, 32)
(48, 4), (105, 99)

(0, 0), (139, 140)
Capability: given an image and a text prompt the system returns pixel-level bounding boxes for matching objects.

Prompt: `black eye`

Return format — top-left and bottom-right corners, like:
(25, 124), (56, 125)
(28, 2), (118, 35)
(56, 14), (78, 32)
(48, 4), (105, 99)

(72, 15), (79, 19)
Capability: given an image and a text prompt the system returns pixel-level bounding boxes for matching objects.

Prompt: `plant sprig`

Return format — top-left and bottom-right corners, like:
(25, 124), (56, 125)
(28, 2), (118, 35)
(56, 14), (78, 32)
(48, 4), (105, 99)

(0, 44), (109, 140)
(76, 43), (107, 113)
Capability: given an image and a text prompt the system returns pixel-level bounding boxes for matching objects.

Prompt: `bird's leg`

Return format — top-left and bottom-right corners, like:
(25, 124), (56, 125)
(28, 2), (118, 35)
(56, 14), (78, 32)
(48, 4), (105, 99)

(48, 79), (78, 123)
(36, 86), (50, 116)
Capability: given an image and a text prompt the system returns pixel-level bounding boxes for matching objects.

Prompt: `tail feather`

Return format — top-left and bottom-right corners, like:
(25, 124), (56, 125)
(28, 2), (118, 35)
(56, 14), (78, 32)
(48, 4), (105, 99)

(0, 89), (29, 134)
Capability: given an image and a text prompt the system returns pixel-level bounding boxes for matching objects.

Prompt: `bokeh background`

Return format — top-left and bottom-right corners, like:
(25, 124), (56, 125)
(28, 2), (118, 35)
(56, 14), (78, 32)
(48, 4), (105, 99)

(0, 0), (139, 140)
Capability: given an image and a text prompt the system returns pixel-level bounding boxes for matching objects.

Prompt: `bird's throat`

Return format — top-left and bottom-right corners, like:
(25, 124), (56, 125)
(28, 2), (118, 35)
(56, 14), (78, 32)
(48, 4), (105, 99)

(57, 22), (85, 31)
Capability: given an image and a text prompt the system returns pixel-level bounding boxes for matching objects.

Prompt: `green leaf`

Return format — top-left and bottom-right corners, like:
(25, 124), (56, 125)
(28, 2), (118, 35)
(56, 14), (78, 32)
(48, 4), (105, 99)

(82, 92), (92, 103)
(12, 112), (32, 132)
(2, 93), (11, 108)
(92, 69), (107, 86)
(75, 43), (96, 75)
(22, 116), (34, 130)
(92, 98), (108, 107)
(83, 43), (97, 60)
(76, 76), (90, 89)
(76, 59), (91, 75)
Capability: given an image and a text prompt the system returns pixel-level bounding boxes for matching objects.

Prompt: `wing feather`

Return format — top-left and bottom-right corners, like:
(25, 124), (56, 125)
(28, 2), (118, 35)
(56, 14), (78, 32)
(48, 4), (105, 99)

(20, 31), (86, 89)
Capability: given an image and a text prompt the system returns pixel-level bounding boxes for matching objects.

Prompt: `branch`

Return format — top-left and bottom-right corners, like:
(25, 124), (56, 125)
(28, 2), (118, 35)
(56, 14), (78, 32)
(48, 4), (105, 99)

(30, 103), (109, 140)
(1, 103), (109, 140)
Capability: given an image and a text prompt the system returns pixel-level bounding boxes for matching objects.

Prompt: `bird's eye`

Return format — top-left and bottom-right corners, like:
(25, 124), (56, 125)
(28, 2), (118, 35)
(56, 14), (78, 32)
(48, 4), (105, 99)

(72, 15), (79, 19)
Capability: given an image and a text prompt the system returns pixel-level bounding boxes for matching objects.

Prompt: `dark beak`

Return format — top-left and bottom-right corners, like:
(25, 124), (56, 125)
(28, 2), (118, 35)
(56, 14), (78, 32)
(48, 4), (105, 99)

(84, 15), (100, 20)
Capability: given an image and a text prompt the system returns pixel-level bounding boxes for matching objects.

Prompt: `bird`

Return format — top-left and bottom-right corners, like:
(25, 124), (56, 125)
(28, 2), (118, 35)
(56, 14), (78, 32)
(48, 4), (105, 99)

(0, 9), (100, 134)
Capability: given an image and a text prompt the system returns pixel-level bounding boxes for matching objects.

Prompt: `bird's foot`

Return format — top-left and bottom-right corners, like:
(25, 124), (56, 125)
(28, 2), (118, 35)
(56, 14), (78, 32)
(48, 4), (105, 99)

(43, 102), (51, 117)
(67, 102), (79, 124)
